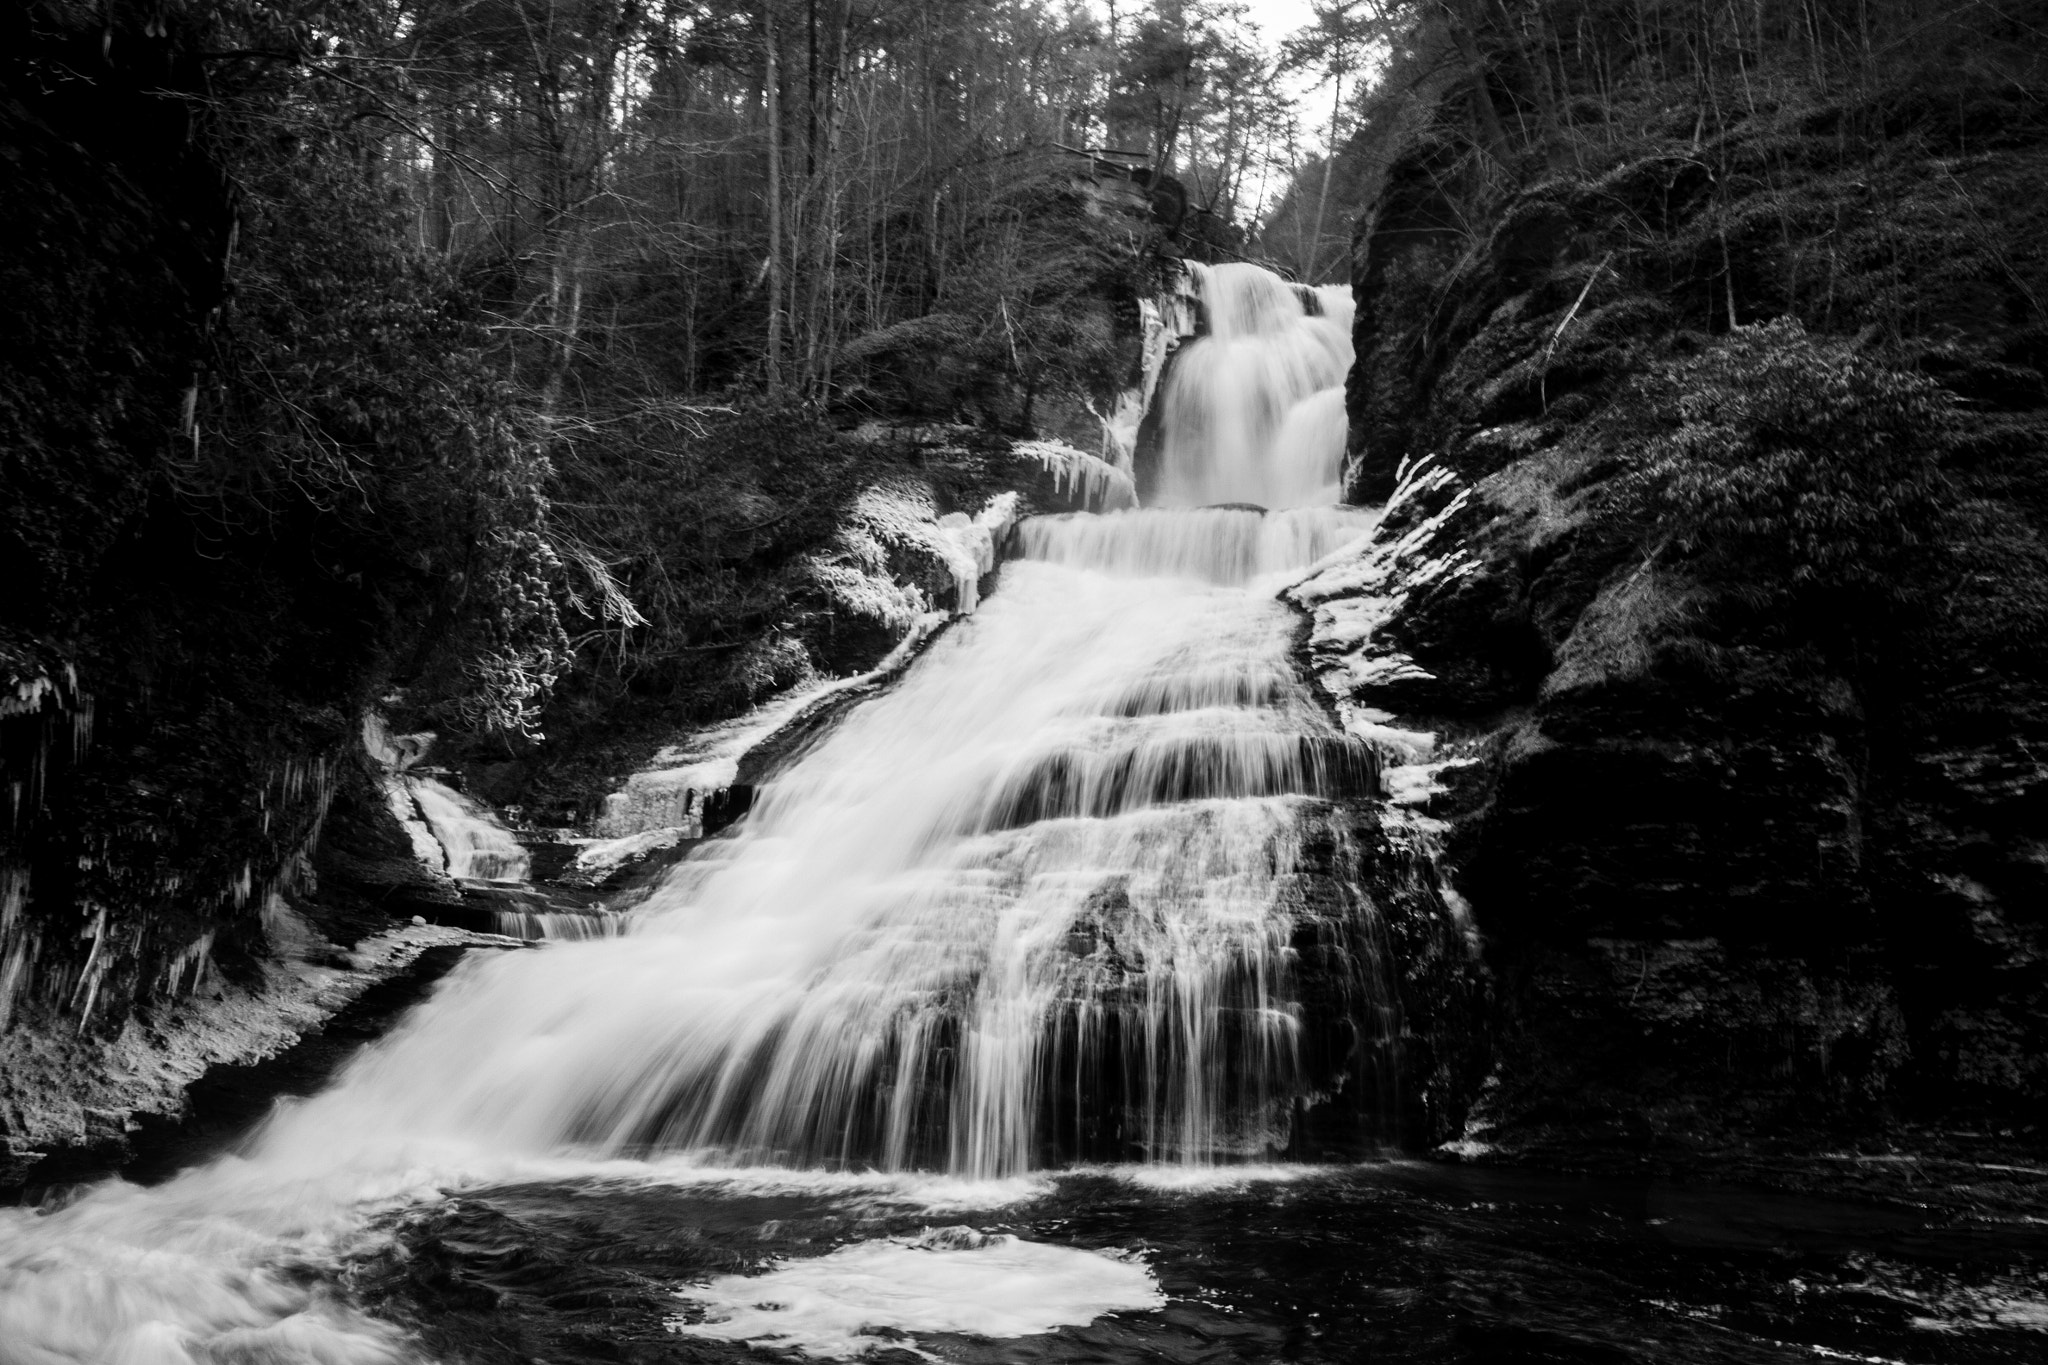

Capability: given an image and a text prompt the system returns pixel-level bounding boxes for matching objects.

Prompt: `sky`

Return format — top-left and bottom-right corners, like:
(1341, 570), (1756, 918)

(1237, 0), (1325, 49)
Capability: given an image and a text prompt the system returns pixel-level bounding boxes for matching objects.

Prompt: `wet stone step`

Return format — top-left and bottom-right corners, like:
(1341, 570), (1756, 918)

(971, 735), (1383, 832)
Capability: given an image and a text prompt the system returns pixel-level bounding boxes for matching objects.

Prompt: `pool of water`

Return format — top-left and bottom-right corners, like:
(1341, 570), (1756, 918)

(351, 1161), (2047, 1364)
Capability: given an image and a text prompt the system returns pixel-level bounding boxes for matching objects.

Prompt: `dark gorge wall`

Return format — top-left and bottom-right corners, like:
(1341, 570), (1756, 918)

(1328, 44), (2048, 1162)
(0, 2), (544, 1178)
(1, 4), (276, 1036)
(1, 3), (332, 1176)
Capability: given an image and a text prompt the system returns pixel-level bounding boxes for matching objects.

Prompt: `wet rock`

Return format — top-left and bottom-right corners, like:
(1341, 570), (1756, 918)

(1324, 70), (2048, 1160)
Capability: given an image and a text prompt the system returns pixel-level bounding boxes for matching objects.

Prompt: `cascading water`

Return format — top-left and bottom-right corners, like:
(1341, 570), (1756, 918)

(294, 501), (1384, 1182)
(1155, 263), (1355, 508)
(12, 263), (2021, 1365)
(0, 261), (1429, 1362)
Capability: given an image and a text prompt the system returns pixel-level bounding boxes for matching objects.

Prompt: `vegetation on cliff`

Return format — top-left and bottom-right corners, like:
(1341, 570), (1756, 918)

(3, 2), (562, 1049)
(1314, 0), (2048, 1151)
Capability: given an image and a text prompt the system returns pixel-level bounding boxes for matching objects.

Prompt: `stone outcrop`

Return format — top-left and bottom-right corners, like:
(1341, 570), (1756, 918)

(1311, 73), (2048, 1163)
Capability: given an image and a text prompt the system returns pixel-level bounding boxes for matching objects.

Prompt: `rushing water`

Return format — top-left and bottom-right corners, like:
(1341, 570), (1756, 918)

(4, 264), (2040, 1364)
(1155, 263), (1353, 509)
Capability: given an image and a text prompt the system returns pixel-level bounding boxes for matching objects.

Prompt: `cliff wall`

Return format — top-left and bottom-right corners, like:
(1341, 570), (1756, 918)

(1314, 53), (2048, 1164)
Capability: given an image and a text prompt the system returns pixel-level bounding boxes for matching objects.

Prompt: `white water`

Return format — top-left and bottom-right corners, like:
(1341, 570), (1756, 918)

(672, 1227), (1163, 1359)
(1156, 262), (1355, 508)
(0, 262), (1390, 1364)
(488, 906), (622, 941)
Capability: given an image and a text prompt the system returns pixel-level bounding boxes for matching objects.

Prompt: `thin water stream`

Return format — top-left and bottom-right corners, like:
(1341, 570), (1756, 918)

(2, 265), (2041, 1365)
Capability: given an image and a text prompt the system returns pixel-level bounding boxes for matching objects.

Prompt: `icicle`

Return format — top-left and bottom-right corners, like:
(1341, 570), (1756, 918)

(0, 863), (35, 1030)
(1012, 438), (1139, 511)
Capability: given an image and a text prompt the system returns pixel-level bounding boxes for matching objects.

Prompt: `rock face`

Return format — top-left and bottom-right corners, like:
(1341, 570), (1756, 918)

(1, 7), (317, 1047)
(2, 3), (539, 1071)
(1314, 74), (2048, 1162)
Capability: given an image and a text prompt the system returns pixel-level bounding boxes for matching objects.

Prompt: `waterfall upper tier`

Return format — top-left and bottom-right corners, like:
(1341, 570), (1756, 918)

(1155, 262), (1356, 509)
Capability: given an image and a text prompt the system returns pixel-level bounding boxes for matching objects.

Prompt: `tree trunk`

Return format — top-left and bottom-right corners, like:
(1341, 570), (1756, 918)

(1485, 0), (1568, 169)
(804, 0), (857, 397)
(1441, 0), (1511, 159)
(764, 2), (785, 396)
(1307, 67), (1343, 282)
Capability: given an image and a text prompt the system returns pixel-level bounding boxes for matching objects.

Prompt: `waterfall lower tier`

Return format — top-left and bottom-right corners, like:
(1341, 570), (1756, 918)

(1018, 506), (1370, 583)
(226, 506), (1452, 1184)
(0, 261), (1494, 1365)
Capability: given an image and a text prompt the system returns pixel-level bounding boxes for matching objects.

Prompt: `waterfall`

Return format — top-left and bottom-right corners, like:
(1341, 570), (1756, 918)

(0, 262), (1462, 1363)
(268, 504), (1383, 1180)
(1155, 262), (1356, 508)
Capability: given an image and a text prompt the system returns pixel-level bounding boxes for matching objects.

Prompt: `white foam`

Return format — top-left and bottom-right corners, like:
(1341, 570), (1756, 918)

(1080, 1161), (1336, 1192)
(670, 1231), (1164, 1360)
(0, 1160), (429, 1365)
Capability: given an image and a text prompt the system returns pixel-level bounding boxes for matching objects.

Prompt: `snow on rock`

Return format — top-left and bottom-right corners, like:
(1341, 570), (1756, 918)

(361, 714), (457, 877)
(809, 484), (1019, 625)
(589, 684), (829, 842)
(1284, 455), (1481, 814)
(568, 828), (686, 879)
(936, 491), (1021, 612)
(585, 606), (958, 846)
(590, 491), (1015, 855)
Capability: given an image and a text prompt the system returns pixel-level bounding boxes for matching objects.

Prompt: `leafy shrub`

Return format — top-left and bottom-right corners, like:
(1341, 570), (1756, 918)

(1610, 317), (1954, 617)
(0, 2), (583, 1029)
(184, 57), (572, 739)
